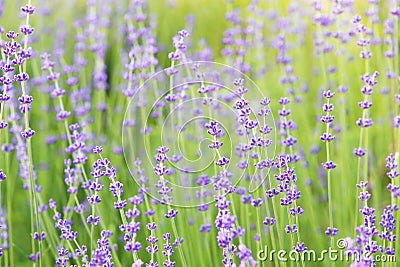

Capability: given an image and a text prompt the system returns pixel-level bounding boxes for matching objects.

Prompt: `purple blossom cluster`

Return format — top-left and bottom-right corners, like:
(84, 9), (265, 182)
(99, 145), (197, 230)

(347, 179), (398, 266)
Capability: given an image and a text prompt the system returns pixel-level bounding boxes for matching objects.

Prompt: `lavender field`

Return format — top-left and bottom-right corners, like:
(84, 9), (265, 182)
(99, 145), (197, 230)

(0, 0), (399, 266)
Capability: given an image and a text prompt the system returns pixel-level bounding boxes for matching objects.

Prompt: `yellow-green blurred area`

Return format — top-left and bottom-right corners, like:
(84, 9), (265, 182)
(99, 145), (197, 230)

(0, 0), (382, 60)
(1, 0), (391, 82)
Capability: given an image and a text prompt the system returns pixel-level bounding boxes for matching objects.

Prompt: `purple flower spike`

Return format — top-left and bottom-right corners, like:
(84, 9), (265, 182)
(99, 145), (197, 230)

(21, 128), (35, 139)
(165, 209), (178, 219)
(325, 227), (338, 236)
(216, 157), (230, 167)
(322, 161), (337, 170)
(21, 4), (35, 14)
(93, 146), (103, 154)
(0, 169), (6, 181)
